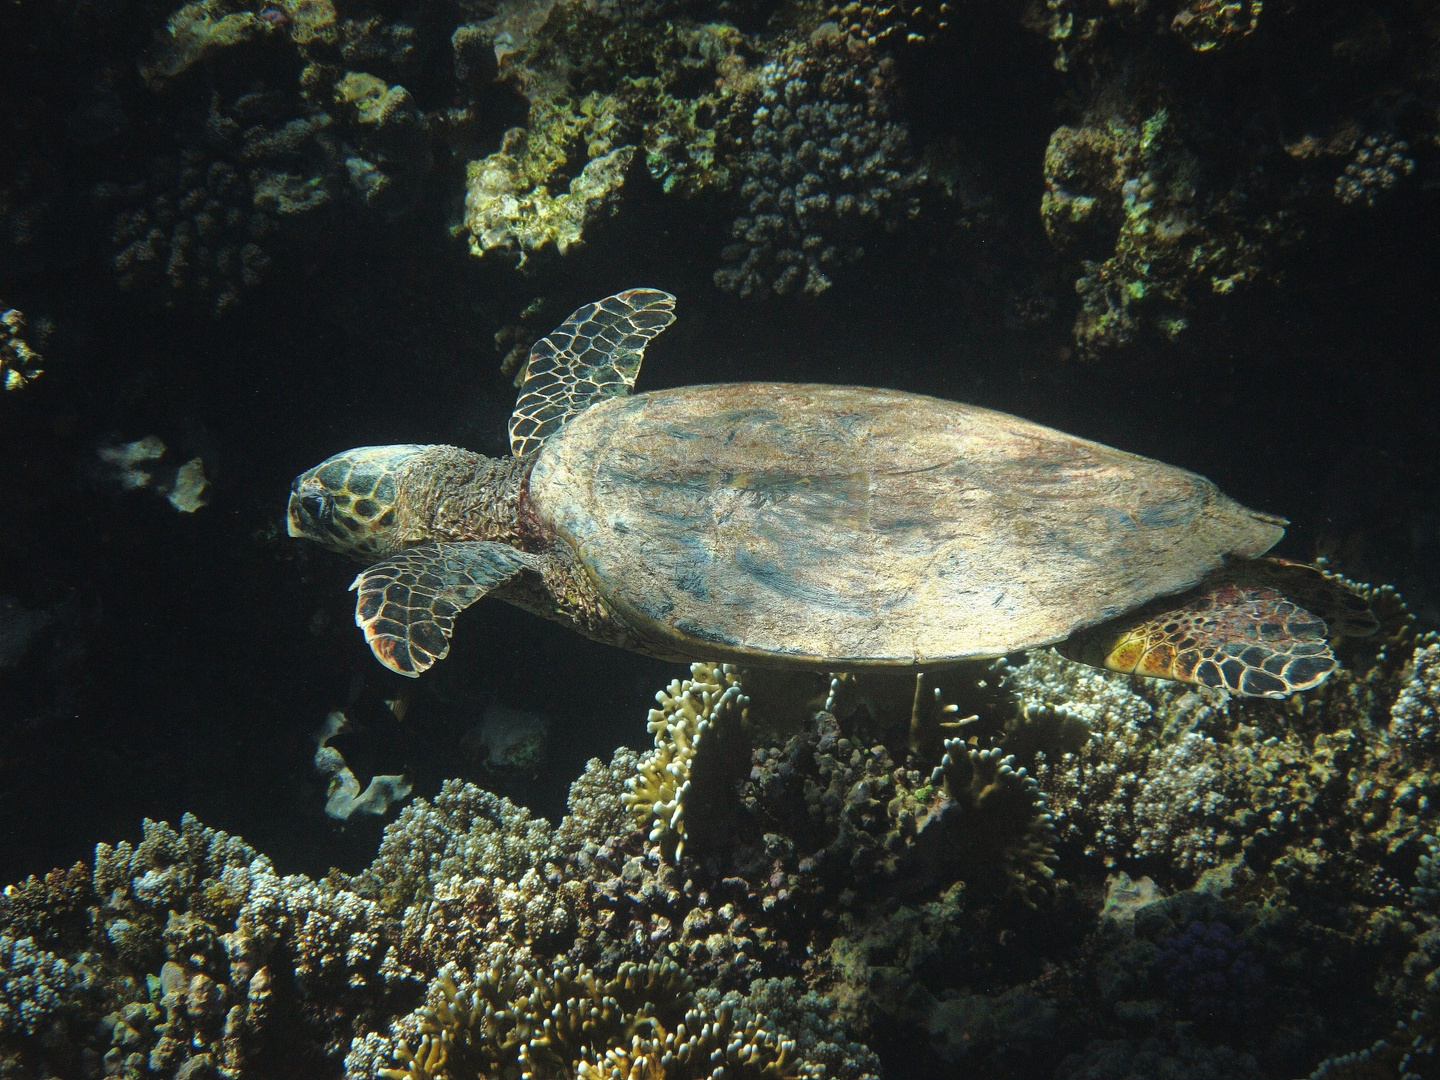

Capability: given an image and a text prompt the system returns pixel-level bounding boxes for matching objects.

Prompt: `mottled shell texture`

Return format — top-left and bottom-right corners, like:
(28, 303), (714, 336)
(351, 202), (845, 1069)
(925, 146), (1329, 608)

(527, 383), (1285, 667)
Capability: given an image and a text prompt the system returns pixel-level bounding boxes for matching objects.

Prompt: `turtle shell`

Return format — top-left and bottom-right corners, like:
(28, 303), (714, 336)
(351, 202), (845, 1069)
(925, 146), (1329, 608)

(526, 383), (1285, 667)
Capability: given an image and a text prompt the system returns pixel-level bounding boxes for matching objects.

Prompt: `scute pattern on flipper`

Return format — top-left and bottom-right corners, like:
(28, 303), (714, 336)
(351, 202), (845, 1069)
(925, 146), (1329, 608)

(1226, 557), (1380, 638)
(1088, 582), (1337, 698)
(508, 289), (677, 458)
(351, 541), (538, 676)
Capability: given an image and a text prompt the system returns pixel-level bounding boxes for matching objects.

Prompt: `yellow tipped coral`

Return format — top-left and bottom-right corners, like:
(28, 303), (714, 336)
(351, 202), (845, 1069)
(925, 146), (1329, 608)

(623, 663), (749, 860)
(378, 957), (819, 1080)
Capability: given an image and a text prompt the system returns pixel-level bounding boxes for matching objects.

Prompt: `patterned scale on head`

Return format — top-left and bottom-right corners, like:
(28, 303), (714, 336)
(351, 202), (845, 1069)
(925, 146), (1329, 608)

(286, 445), (424, 557)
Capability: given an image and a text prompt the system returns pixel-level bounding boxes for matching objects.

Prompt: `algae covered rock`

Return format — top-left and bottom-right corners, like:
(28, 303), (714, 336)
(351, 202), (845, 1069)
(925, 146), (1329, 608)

(464, 123), (636, 265)
(140, 0), (266, 86)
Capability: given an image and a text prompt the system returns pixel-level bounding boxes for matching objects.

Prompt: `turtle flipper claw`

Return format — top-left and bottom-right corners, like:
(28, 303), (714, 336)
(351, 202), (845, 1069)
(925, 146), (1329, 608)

(509, 289), (677, 458)
(351, 541), (538, 676)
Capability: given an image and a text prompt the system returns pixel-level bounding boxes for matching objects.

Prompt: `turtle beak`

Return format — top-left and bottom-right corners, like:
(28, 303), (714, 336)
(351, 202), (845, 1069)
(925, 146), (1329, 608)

(286, 478), (331, 539)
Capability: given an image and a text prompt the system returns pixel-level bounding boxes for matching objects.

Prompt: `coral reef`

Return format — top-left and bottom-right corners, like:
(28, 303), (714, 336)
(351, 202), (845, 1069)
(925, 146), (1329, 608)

(104, 101), (333, 314)
(623, 662), (749, 859)
(0, 814), (397, 1078)
(458, 7), (755, 267)
(88, 0), (489, 312)
(8, 590), (1440, 1077)
(2, 0), (1435, 342)
(354, 959), (824, 1080)
(463, 113), (636, 265)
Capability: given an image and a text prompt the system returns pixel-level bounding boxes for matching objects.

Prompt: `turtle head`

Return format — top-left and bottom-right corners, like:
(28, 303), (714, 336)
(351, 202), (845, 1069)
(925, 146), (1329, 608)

(287, 445), (426, 558)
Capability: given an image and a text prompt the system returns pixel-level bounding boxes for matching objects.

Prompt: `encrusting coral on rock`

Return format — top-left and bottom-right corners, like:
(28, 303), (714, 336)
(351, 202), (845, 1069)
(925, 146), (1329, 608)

(1025, 0), (1440, 354)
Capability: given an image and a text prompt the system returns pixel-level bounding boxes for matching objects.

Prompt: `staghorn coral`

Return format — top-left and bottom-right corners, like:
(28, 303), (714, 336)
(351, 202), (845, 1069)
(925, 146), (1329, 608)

(714, 36), (923, 298)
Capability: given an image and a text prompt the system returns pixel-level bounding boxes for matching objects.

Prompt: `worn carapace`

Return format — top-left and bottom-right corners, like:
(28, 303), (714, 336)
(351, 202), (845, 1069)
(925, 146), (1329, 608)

(288, 289), (1375, 696)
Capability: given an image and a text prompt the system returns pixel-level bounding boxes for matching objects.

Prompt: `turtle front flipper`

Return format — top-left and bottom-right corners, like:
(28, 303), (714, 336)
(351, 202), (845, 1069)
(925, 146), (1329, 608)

(351, 541), (539, 676)
(508, 289), (677, 458)
(1058, 576), (1344, 698)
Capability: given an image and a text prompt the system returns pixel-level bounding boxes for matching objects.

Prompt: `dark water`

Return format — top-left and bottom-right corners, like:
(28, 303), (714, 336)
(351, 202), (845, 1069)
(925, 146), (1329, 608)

(3, 0), (1440, 1076)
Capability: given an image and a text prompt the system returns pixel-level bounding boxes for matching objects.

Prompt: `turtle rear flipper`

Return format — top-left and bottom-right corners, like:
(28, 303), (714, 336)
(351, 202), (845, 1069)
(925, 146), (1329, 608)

(1059, 579), (1338, 698)
(351, 542), (539, 676)
(508, 288), (677, 458)
(1224, 557), (1379, 638)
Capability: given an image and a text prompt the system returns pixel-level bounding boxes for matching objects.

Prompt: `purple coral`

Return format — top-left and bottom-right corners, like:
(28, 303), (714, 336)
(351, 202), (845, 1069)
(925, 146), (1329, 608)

(1156, 920), (1265, 1026)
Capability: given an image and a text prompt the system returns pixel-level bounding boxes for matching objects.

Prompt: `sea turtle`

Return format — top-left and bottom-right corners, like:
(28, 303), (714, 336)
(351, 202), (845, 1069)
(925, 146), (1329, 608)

(287, 289), (1375, 697)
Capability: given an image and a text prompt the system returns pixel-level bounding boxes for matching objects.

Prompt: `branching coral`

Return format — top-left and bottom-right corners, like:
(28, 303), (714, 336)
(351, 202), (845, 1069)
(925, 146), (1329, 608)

(918, 739), (1058, 899)
(0, 813), (399, 1078)
(0, 934), (99, 1040)
(1009, 648), (1357, 872)
(624, 663), (749, 860)
(106, 104), (334, 314)
(362, 958), (822, 1080)
(11, 589), (1440, 1079)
